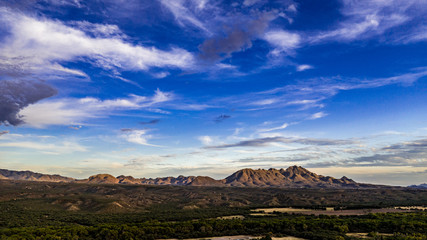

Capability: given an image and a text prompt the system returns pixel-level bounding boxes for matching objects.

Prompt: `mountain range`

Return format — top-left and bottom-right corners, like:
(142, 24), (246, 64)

(0, 169), (74, 182)
(408, 183), (427, 189)
(0, 166), (380, 188)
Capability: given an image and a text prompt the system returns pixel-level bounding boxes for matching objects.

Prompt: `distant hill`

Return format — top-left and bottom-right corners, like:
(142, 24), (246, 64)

(0, 169), (74, 182)
(408, 183), (427, 189)
(77, 174), (119, 184)
(0, 166), (378, 188)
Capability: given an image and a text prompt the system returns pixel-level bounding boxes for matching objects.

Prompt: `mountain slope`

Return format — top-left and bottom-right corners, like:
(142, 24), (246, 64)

(225, 166), (361, 188)
(0, 169), (74, 182)
(77, 174), (119, 184)
(0, 166), (374, 188)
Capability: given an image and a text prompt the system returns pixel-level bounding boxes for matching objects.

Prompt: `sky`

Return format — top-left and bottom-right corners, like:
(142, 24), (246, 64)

(0, 0), (427, 186)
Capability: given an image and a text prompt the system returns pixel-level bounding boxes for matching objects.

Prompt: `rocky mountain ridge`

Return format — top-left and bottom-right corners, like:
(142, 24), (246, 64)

(0, 166), (375, 188)
(0, 169), (74, 182)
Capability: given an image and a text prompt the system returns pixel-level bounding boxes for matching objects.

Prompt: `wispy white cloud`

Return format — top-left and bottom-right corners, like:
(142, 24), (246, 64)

(152, 72), (170, 79)
(0, 7), (195, 81)
(251, 98), (279, 106)
(243, 0), (261, 7)
(18, 88), (215, 127)
(258, 123), (288, 132)
(395, 25), (427, 44)
(309, 112), (327, 120)
(20, 89), (175, 128)
(205, 136), (357, 150)
(42, 0), (83, 8)
(309, 0), (427, 44)
(0, 133), (87, 155)
(0, 141), (87, 154)
(160, 0), (211, 34)
(307, 138), (427, 169)
(243, 68), (427, 111)
(286, 4), (297, 13)
(198, 135), (213, 145)
(264, 29), (300, 56)
(121, 129), (160, 147)
(296, 64), (313, 72)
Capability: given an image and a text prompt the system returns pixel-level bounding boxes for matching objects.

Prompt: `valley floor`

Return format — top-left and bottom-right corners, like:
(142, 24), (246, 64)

(0, 180), (426, 239)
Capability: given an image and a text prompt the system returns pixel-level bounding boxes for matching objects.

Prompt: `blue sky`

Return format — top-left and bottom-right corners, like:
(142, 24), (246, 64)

(1, 0), (427, 185)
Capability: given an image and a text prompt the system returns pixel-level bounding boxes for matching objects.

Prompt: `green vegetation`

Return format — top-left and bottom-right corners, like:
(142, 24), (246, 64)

(1, 180), (426, 239)
(1, 212), (426, 239)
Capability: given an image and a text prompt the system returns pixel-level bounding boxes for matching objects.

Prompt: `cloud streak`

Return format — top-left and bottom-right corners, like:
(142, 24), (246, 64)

(305, 138), (427, 168)
(258, 123), (288, 132)
(218, 68), (427, 112)
(214, 114), (230, 123)
(19, 89), (173, 128)
(0, 133), (87, 155)
(308, 0), (426, 44)
(205, 136), (356, 149)
(160, 0), (211, 34)
(140, 119), (160, 125)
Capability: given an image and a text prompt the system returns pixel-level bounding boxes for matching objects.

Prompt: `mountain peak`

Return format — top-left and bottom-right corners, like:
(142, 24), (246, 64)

(84, 174), (119, 184)
(225, 166), (361, 188)
(284, 165), (311, 174)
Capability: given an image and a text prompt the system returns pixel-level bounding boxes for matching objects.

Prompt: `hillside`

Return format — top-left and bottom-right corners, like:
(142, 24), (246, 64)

(224, 166), (364, 188)
(0, 169), (74, 183)
(0, 166), (375, 188)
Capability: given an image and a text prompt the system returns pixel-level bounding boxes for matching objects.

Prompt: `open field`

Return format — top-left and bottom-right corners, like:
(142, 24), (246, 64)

(217, 215), (245, 220)
(162, 236), (306, 240)
(346, 233), (394, 239)
(395, 206), (427, 210)
(251, 207), (420, 216)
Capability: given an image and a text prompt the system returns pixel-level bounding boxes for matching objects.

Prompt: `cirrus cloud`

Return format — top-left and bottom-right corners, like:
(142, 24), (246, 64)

(19, 89), (174, 128)
(205, 136), (357, 149)
(0, 7), (195, 81)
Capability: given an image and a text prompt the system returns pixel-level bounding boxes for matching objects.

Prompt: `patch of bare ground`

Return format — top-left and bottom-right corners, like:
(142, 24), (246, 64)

(250, 213), (276, 216)
(394, 206), (427, 210)
(216, 215), (245, 220)
(160, 236), (306, 240)
(182, 205), (199, 210)
(251, 207), (418, 216)
(252, 207), (311, 213)
(346, 233), (394, 239)
(272, 237), (306, 240)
